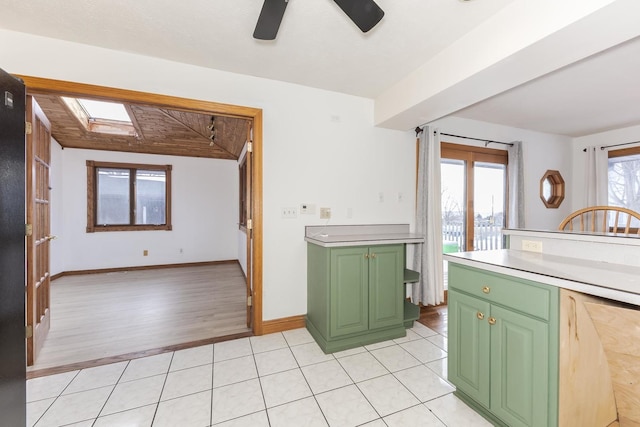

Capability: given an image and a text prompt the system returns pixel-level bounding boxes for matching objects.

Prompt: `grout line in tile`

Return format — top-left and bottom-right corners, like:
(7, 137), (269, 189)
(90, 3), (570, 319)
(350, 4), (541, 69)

(34, 328), (454, 427)
(148, 351), (174, 427)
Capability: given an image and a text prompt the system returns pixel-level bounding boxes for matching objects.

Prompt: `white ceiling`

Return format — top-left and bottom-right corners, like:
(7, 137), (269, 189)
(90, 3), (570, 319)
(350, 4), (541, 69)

(454, 35), (640, 137)
(1, 0), (639, 138)
(0, 0), (513, 98)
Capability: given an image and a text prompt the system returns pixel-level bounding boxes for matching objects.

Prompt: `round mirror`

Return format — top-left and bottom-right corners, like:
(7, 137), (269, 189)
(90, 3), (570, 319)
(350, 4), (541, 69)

(540, 170), (564, 208)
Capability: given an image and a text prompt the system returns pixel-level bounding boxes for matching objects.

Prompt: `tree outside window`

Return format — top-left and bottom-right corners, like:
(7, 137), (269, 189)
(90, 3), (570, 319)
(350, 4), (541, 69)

(608, 148), (640, 228)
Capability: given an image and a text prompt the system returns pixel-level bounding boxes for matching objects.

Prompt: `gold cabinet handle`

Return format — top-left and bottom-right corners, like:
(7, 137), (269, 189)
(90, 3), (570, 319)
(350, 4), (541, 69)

(370, 253), (376, 259)
(364, 254), (369, 259)
(477, 312), (485, 320)
(482, 286), (491, 294)
(488, 317), (496, 325)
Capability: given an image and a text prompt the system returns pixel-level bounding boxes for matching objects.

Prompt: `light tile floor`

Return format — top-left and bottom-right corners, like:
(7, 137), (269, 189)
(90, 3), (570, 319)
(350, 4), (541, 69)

(27, 323), (491, 427)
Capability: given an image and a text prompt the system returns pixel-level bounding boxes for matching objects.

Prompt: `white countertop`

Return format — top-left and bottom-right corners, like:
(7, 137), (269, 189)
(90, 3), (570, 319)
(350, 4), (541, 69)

(304, 224), (424, 248)
(305, 232), (425, 247)
(503, 228), (640, 246)
(444, 249), (640, 306)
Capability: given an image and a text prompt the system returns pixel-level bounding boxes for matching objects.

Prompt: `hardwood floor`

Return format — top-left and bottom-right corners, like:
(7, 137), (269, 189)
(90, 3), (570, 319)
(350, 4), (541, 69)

(417, 303), (448, 336)
(28, 263), (250, 374)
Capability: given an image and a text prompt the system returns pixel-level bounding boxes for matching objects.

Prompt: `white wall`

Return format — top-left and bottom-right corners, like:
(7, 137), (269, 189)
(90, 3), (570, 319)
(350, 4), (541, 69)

(571, 124), (640, 210)
(1, 30), (416, 321)
(429, 117), (574, 231)
(57, 148), (238, 271)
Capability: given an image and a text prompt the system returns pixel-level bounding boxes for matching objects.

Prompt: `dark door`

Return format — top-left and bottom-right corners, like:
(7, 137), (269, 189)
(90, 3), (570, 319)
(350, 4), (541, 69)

(0, 68), (26, 426)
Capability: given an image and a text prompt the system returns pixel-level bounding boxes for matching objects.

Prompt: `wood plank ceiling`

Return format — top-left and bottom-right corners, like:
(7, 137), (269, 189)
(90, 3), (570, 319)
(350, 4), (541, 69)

(33, 93), (250, 160)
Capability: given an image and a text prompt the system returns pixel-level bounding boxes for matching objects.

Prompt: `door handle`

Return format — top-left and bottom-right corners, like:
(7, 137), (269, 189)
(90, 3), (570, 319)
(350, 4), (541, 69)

(477, 312), (485, 320)
(45, 235), (58, 241)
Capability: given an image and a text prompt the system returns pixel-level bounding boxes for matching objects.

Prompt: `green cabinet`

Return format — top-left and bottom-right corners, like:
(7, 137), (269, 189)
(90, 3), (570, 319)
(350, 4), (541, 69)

(307, 243), (406, 353)
(448, 263), (559, 427)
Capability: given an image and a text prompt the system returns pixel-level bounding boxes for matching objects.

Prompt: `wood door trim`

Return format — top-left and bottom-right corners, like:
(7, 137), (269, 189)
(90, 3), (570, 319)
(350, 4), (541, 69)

(27, 330), (254, 379)
(19, 75), (265, 336)
(50, 260), (240, 280)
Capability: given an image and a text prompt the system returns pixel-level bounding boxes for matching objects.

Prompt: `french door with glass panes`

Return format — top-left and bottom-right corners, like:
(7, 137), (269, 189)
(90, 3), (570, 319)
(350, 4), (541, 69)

(440, 142), (508, 253)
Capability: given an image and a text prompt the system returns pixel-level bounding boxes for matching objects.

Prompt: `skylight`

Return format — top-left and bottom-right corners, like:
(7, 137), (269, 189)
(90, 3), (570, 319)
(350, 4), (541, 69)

(61, 96), (136, 137)
(77, 99), (132, 123)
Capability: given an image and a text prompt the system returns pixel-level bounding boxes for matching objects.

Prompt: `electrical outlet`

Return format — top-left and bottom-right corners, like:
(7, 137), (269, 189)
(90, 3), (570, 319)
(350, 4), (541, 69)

(521, 240), (543, 253)
(320, 207), (331, 219)
(143, 249), (149, 256)
(281, 207), (297, 219)
(179, 248), (183, 254)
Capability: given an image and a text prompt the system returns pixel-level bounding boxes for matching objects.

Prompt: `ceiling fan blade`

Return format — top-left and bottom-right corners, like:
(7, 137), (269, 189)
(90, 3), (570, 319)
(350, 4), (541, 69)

(333, 0), (384, 33)
(253, 0), (289, 40)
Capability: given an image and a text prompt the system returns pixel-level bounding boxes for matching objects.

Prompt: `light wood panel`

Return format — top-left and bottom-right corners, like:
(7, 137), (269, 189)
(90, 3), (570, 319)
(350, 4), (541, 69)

(585, 302), (640, 426)
(27, 263), (249, 371)
(558, 289), (617, 427)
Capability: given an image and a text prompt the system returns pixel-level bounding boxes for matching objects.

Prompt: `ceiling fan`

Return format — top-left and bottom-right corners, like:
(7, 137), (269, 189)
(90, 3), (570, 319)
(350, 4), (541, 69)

(254, 0), (384, 40)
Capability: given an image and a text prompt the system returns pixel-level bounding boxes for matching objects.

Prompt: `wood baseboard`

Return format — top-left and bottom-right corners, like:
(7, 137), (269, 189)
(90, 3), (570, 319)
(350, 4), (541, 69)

(50, 260), (239, 281)
(261, 315), (306, 335)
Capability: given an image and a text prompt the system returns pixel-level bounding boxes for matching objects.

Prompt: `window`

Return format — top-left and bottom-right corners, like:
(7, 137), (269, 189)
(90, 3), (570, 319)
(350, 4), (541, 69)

(608, 146), (640, 229)
(86, 161), (172, 232)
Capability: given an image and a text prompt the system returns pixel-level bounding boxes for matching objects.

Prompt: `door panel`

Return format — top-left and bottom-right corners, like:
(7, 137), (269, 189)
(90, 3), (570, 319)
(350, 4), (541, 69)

(330, 247), (368, 337)
(448, 290), (491, 408)
(26, 95), (52, 366)
(0, 67), (27, 427)
(490, 305), (549, 427)
(368, 245), (403, 330)
(244, 126), (253, 328)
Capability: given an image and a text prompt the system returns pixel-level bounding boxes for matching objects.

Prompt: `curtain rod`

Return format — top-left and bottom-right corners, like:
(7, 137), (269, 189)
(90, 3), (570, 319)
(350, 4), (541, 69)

(414, 127), (513, 147)
(582, 140), (640, 152)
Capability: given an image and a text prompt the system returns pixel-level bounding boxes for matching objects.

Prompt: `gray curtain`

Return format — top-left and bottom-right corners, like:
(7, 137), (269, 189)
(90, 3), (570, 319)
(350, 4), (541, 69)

(584, 146), (608, 206)
(507, 141), (525, 228)
(412, 126), (444, 306)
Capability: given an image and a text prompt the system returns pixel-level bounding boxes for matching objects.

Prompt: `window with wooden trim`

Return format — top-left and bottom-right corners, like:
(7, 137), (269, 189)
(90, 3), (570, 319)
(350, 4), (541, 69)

(239, 155), (248, 229)
(86, 161), (172, 232)
(608, 145), (640, 229)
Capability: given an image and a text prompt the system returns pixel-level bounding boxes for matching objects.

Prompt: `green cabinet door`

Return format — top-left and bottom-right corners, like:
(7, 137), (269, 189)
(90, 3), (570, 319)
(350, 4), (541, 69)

(329, 246), (369, 337)
(447, 263), (558, 427)
(490, 305), (549, 427)
(368, 245), (404, 330)
(448, 289), (491, 408)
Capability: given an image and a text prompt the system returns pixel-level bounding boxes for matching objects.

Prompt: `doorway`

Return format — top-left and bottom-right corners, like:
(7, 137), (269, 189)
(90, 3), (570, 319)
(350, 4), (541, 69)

(20, 75), (264, 368)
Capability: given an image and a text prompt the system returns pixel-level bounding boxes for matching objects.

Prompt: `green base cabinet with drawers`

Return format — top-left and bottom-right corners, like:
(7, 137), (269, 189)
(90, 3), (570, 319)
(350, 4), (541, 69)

(306, 243), (406, 353)
(448, 263), (559, 427)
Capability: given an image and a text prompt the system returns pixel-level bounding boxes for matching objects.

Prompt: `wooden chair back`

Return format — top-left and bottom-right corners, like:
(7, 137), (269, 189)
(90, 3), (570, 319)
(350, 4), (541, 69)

(558, 206), (640, 235)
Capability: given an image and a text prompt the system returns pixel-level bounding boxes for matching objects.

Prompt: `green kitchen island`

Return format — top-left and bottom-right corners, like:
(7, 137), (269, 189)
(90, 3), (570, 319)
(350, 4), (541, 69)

(305, 224), (423, 354)
(445, 228), (640, 427)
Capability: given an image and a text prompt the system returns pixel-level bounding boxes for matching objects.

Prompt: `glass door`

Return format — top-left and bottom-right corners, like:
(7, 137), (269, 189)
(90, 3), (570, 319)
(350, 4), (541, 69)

(441, 159), (466, 252)
(473, 162), (506, 251)
(440, 143), (508, 287)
